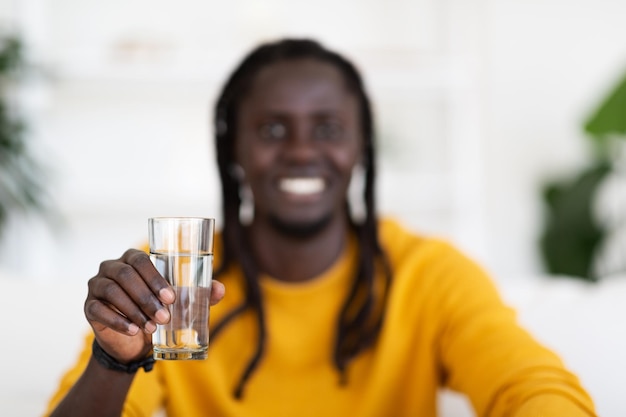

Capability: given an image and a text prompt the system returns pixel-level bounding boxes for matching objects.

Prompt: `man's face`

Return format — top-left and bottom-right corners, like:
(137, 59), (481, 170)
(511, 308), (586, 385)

(235, 58), (363, 236)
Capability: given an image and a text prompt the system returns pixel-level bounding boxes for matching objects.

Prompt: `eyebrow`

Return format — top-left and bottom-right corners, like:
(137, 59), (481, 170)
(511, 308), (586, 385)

(256, 109), (346, 119)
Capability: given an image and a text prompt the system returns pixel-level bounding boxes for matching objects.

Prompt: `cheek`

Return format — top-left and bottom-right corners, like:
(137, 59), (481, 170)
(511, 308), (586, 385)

(332, 142), (363, 175)
(235, 143), (275, 177)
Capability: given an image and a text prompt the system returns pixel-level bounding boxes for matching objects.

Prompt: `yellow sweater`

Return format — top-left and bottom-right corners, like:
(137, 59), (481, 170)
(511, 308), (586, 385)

(45, 218), (596, 417)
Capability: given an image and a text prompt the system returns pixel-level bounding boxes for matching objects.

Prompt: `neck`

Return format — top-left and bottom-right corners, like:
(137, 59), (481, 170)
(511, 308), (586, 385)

(246, 215), (351, 283)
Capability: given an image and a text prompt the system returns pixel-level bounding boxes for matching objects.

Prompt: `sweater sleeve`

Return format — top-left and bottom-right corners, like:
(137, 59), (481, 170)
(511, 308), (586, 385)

(43, 332), (164, 417)
(432, 242), (596, 417)
(513, 394), (597, 417)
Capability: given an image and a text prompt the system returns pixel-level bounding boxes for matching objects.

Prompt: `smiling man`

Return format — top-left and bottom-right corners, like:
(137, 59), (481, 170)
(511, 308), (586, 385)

(45, 39), (597, 417)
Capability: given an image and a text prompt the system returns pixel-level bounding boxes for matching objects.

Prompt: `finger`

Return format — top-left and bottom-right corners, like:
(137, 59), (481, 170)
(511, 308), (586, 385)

(210, 280), (225, 306)
(87, 276), (158, 333)
(123, 249), (176, 305)
(90, 258), (170, 324)
(85, 297), (141, 336)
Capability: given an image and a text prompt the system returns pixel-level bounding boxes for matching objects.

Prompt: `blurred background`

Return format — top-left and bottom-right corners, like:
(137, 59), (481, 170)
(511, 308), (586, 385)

(2, 1), (626, 416)
(0, 0), (625, 284)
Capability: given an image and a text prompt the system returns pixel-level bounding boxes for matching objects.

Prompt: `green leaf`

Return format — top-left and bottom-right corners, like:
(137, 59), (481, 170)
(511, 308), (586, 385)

(539, 161), (611, 280)
(0, 36), (23, 75)
(585, 69), (626, 141)
(0, 30), (54, 239)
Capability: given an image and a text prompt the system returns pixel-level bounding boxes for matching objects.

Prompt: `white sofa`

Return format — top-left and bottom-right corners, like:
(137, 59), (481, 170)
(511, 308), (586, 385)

(1, 272), (624, 417)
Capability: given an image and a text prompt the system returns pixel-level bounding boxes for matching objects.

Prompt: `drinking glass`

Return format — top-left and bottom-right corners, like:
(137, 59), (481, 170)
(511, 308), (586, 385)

(148, 217), (215, 360)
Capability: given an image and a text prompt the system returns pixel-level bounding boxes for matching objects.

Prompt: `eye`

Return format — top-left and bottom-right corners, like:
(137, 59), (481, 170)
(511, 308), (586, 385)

(259, 121), (287, 141)
(313, 121), (343, 141)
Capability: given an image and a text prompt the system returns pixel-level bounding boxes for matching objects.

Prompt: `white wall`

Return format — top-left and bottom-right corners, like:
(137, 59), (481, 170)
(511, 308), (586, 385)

(484, 0), (626, 278)
(1, 0), (625, 284)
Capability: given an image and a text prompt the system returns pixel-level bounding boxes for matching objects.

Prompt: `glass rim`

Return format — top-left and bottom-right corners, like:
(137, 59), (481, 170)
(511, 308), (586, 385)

(148, 217), (215, 227)
(148, 217), (215, 221)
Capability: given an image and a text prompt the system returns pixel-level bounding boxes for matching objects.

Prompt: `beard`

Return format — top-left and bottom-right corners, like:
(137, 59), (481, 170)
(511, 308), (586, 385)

(268, 212), (334, 240)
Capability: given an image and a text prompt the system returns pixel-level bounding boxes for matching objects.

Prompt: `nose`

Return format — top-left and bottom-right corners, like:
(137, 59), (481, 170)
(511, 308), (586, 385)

(282, 123), (318, 163)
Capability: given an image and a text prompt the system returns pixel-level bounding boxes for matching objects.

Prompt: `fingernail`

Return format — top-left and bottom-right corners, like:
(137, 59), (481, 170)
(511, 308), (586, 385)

(128, 323), (140, 334)
(144, 321), (156, 333)
(159, 287), (175, 303)
(155, 308), (170, 323)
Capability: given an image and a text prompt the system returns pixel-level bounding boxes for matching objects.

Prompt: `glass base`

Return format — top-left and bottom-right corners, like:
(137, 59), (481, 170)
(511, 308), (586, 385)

(153, 348), (208, 360)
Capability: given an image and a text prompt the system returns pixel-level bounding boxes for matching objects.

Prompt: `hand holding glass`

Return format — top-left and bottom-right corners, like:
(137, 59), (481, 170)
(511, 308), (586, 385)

(148, 217), (215, 360)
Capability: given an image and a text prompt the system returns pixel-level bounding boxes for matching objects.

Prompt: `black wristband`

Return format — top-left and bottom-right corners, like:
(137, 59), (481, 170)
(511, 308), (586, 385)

(92, 339), (155, 374)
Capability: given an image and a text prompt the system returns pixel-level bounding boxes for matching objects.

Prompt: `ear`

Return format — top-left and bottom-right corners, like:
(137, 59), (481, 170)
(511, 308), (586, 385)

(216, 107), (228, 137)
(229, 164), (246, 182)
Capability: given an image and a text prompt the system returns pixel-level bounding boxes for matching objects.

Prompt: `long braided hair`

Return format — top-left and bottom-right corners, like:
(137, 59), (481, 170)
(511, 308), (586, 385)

(211, 38), (391, 399)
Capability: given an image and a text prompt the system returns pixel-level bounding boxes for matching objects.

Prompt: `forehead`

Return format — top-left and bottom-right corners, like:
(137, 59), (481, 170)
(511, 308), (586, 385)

(240, 59), (357, 112)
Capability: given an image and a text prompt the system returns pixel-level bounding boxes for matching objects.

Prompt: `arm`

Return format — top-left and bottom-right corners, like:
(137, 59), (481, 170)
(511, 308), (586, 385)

(46, 249), (225, 417)
(434, 245), (596, 416)
(49, 356), (137, 417)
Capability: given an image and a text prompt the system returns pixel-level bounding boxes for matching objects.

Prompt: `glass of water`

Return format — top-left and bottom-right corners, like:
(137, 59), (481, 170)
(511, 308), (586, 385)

(148, 217), (215, 360)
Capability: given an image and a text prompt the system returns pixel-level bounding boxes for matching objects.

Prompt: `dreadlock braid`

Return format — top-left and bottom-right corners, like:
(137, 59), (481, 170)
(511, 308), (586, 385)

(211, 38), (391, 398)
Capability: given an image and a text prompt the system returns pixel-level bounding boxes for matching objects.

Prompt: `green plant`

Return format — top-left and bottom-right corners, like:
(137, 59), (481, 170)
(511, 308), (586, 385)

(539, 68), (626, 281)
(539, 161), (610, 281)
(585, 70), (626, 142)
(0, 33), (49, 238)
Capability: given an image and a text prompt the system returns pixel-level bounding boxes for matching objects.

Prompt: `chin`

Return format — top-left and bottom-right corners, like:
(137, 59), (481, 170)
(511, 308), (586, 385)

(268, 213), (334, 239)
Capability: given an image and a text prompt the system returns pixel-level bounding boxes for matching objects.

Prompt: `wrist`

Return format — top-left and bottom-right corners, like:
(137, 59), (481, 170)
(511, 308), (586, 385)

(91, 339), (155, 374)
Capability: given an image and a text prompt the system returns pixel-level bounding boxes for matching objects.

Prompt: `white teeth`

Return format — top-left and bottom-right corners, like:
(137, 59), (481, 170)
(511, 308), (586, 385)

(279, 177), (325, 195)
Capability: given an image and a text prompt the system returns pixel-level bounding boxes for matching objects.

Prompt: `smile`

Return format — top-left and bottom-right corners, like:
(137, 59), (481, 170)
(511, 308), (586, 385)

(278, 177), (325, 195)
